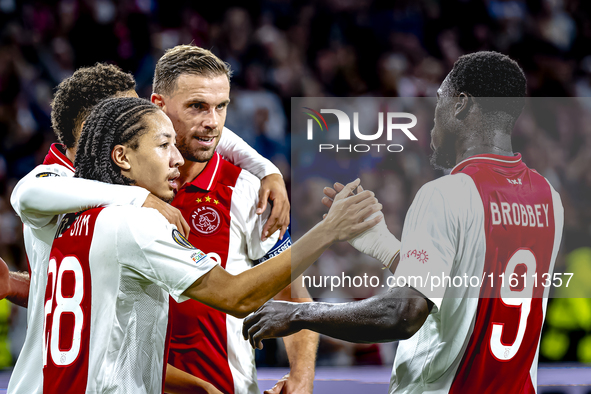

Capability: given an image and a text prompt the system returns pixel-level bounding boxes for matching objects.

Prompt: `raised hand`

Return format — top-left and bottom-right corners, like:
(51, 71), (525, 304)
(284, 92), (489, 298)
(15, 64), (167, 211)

(258, 174), (290, 241)
(321, 179), (382, 242)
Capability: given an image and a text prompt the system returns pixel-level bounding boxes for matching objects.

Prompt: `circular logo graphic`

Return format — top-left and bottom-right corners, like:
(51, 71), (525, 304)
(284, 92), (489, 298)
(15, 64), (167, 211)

(191, 206), (221, 235)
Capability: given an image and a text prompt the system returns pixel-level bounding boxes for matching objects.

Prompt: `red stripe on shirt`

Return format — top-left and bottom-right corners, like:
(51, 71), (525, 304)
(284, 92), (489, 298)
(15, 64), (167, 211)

(448, 157), (555, 393)
(168, 158), (242, 394)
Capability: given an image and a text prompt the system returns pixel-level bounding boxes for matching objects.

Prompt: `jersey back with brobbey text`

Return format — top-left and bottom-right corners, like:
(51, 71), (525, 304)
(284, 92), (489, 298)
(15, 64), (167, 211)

(392, 153), (563, 394)
(43, 205), (216, 394)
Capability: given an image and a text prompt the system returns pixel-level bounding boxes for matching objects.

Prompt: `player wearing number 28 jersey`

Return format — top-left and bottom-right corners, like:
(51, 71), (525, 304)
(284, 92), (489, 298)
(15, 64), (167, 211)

(7, 64), (286, 394)
(43, 205), (217, 393)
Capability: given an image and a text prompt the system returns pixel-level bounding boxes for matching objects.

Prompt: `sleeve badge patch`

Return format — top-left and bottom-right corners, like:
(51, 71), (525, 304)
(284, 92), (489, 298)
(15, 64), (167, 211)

(190, 250), (207, 264)
(36, 172), (59, 178)
(172, 229), (196, 249)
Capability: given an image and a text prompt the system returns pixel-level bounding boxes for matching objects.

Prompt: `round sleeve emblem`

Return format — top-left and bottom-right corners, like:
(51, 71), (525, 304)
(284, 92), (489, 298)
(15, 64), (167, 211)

(191, 206), (221, 235)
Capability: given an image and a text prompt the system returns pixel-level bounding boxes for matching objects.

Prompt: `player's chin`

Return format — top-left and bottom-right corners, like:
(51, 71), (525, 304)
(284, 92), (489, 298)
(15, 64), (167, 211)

(155, 189), (175, 204)
(189, 147), (216, 163)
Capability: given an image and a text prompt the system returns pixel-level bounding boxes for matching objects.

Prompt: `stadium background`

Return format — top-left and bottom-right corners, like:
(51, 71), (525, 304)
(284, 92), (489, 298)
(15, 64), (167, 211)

(0, 0), (590, 390)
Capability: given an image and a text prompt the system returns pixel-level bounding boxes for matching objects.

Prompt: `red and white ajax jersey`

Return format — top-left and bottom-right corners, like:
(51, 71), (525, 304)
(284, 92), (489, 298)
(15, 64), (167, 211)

(9, 144), (149, 394)
(168, 152), (291, 394)
(42, 205), (216, 394)
(392, 153), (563, 394)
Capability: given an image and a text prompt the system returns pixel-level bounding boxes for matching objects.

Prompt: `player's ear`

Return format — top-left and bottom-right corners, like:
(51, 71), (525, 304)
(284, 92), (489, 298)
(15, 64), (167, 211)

(454, 92), (472, 120)
(111, 145), (131, 171)
(151, 93), (165, 108)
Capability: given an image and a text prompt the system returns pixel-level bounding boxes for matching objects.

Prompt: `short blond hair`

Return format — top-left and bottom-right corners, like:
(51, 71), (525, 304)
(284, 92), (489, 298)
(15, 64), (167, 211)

(153, 45), (232, 95)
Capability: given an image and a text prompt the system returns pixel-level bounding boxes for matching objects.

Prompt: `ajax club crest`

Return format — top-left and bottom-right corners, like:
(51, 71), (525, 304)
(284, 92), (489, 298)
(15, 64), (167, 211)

(191, 206), (221, 235)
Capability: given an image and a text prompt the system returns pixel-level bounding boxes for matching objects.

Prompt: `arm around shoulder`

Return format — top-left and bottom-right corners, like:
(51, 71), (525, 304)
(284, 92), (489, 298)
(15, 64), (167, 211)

(217, 127), (280, 179)
(11, 165), (149, 228)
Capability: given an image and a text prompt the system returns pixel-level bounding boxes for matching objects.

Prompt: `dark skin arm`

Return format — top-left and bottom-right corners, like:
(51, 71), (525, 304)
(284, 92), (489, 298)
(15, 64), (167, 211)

(243, 286), (433, 349)
(270, 278), (318, 394)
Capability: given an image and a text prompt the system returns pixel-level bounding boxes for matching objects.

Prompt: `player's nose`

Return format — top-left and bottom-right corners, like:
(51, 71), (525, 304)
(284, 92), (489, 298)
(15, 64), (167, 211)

(202, 108), (219, 130)
(171, 145), (184, 168)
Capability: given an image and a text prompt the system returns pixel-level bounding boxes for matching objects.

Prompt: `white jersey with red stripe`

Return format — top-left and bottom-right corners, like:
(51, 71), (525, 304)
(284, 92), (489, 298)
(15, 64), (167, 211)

(8, 130), (280, 393)
(168, 152), (291, 394)
(42, 205), (217, 393)
(391, 153), (563, 394)
(8, 144), (149, 394)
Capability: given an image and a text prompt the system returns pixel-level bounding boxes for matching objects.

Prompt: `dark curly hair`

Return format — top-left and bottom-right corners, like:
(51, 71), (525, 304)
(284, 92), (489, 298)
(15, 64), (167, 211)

(447, 51), (527, 118)
(74, 97), (159, 185)
(153, 45), (232, 96)
(51, 63), (136, 149)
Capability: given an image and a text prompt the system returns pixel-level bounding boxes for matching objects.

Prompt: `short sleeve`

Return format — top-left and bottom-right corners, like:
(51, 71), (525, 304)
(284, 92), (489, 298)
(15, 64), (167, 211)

(113, 206), (217, 302)
(394, 178), (461, 310)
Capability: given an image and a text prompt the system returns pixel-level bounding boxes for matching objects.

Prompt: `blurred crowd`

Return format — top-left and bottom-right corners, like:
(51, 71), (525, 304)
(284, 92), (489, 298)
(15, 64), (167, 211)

(0, 0), (591, 368)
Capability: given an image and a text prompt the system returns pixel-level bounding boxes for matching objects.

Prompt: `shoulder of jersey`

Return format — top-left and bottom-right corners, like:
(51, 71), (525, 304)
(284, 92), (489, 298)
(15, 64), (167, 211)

(99, 204), (170, 228)
(236, 169), (260, 188)
(419, 173), (477, 206)
(34, 164), (72, 178)
(425, 172), (473, 191)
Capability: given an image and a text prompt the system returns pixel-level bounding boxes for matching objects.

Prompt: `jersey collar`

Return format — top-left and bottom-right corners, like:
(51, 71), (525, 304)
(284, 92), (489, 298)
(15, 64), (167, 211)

(187, 151), (221, 192)
(451, 153), (522, 175)
(43, 143), (75, 172)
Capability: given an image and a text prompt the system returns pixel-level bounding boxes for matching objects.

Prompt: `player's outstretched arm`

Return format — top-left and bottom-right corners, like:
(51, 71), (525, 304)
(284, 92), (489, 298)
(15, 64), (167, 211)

(183, 179), (383, 318)
(243, 286), (433, 349)
(217, 127), (290, 240)
(0, 257), (30, 308)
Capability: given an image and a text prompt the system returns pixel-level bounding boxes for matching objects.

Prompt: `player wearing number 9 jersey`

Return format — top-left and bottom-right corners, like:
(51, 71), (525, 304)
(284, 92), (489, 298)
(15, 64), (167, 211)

(241, 51), (564, 394)
(391, 152), (563, 393)
(42, 96), (382, 393)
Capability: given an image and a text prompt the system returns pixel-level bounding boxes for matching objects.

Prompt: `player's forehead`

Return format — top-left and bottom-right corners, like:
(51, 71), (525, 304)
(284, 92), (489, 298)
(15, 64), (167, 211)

(144, 110), (176, 140)
(171, 73), (230, 103)
(437, 74), (453, 98)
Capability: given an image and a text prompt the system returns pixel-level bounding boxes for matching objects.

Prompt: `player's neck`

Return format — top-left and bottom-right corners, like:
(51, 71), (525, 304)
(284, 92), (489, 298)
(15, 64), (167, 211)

(456, 133), (513, 164)
(178, 160), (208, 188)
(66, 147), (76, 164)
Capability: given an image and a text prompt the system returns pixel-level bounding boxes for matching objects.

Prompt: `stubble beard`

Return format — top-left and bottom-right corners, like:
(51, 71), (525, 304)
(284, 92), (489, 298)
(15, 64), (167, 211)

(153, 190), (175, 204)
(176, 136), (218, 163)
(182, 147), (215, 163)
(161, 194), (175, 203)
(429, 133), (457, 171)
